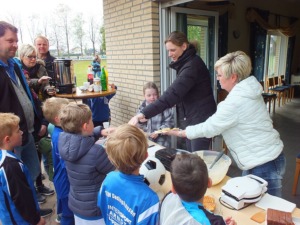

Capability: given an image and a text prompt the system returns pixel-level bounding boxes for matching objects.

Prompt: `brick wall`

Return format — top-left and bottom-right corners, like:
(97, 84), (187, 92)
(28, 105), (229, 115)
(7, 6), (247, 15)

(103, 0), (160, 126)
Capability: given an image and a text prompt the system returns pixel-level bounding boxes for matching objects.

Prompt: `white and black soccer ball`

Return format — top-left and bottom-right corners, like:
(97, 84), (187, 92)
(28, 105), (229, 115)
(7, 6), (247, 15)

(140, 157), (166, 198)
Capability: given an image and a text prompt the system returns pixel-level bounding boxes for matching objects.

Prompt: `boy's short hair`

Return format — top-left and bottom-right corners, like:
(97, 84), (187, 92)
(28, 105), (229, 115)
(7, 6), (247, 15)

(59, 103), (92, 134)
(42, 97), (69, 124)
(106, 124), (148, 174)
(0, 113), (20, 146)
(171, 153), (208, 202)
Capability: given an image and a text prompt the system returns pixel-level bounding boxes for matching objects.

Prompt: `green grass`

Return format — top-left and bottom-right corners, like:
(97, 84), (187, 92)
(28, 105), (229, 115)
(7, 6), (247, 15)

(73, 59), (107, 86)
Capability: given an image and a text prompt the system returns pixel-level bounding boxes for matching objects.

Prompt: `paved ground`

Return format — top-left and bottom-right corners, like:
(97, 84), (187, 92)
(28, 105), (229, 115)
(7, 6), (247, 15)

(40, 177), (58, 224)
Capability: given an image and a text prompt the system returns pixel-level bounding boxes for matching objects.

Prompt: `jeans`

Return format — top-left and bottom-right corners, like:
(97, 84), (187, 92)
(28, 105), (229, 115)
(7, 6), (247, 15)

(14, 133), (41, 182)
(242, 152), (286, 197)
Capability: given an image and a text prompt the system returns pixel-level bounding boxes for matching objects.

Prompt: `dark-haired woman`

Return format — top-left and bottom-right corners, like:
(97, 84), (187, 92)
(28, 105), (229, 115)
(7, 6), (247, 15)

(129, 31), (216, 152)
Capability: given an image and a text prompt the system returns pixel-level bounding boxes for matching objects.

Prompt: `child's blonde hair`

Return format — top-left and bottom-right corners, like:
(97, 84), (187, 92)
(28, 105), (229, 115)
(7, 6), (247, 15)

(42, 97), (69, 124)
(59, 103), (92, 134)
(106, 124), (148, 174)
(0, 113), (20, 146)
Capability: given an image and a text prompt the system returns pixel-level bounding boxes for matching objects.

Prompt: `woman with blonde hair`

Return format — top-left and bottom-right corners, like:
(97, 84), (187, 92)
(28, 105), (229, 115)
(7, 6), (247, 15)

(18, 44), (53, 100)
(168, 51), (285, 197)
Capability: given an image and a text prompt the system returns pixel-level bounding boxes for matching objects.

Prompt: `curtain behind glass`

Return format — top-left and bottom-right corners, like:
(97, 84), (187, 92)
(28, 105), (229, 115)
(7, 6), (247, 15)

(285, 36), (296, 84)
(249, 8), (269, 81)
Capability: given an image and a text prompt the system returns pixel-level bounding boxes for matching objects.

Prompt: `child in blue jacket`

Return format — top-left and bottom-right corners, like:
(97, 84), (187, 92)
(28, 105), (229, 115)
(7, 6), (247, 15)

(42, 97), (75, 225)
(97, 124), (159, 225)
(83, 84), (117, 127)
(0, 113), (45, 225)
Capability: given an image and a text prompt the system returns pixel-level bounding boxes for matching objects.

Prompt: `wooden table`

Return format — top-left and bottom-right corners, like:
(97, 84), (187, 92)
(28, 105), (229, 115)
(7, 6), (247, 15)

(160, 173), (300, 224)
(146, 144), (300, 224)
(55, 87), (116, 99)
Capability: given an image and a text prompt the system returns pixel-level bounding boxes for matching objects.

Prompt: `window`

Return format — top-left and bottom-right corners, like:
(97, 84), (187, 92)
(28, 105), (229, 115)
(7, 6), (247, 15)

(187, 16), (209, 65)
(264, 31), (288, 78)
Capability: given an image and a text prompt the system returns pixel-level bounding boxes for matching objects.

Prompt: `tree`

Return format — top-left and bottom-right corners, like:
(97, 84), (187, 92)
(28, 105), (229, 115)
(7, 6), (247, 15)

(56, 4), (72, 56)
(5, 12), (24, 44)
(27, 14), (41, 43)
(100, 26), (106, 55)
(41, 16), (49, 37)
(72, 13), (85, 56)
(48, 17), (64, 57)
(88, 16), (99, 56)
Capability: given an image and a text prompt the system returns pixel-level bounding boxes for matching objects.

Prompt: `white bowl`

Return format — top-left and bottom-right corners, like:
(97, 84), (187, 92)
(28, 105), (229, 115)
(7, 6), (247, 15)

(194, 150), (231, 186)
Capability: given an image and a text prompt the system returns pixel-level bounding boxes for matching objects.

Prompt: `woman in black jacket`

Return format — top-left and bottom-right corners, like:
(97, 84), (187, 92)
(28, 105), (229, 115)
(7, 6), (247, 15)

(129, 31), (216, 152)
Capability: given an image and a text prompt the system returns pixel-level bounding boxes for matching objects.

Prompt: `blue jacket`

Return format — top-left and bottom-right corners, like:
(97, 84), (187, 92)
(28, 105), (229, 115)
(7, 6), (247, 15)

(98, 171), (159, 225)
(59, 126), (115, 219)
(83, 86), (117, 123)
(92, 61), (101, 73)
(0, 150), (40, 224)
(52, 126), (70, 199)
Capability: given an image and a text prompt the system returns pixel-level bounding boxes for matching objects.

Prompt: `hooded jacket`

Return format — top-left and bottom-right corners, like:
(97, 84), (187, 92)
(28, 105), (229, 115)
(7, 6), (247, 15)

(141, 44), (216, 129)
(58, 127), (115, 219)
(186, 76), (283, 170)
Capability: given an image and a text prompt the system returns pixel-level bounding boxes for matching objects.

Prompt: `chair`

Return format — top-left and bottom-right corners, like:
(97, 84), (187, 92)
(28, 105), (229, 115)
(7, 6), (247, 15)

(292, 155), (300, 195)
(266, 77), (287, 107)
(275, 76), (290, 102)
(279, 75), (295, 102)
(260, 81), (277, 114)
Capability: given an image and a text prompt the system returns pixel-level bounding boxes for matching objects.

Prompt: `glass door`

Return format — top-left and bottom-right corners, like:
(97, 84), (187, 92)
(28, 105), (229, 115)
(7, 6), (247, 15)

(160, 7), (218, 98)
(159, 6), (219, 149)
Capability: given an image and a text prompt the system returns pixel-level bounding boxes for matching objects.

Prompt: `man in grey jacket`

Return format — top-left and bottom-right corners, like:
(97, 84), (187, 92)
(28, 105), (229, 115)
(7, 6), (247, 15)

(0, 20), (52, 217)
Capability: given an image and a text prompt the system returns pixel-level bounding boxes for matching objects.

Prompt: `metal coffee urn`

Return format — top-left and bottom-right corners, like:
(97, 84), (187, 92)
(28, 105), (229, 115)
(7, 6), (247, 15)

(53, 58), (76, 94)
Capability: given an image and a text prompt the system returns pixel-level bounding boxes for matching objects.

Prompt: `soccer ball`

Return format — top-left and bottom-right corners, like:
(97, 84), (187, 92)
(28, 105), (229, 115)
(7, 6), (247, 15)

(140, 157), (166, 199)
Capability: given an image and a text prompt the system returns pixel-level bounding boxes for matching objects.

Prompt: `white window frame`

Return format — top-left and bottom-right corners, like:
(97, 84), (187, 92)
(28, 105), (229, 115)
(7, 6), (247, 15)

(264, 31), (289, 79)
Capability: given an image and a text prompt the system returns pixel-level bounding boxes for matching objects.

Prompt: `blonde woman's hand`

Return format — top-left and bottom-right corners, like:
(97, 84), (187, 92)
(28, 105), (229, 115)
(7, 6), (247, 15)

(165, 129), (186, 138)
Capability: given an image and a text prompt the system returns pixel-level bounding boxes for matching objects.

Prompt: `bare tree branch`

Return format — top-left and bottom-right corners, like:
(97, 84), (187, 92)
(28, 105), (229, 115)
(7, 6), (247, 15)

(72, 13), (85, 56)
(56, 4), (72, 56)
